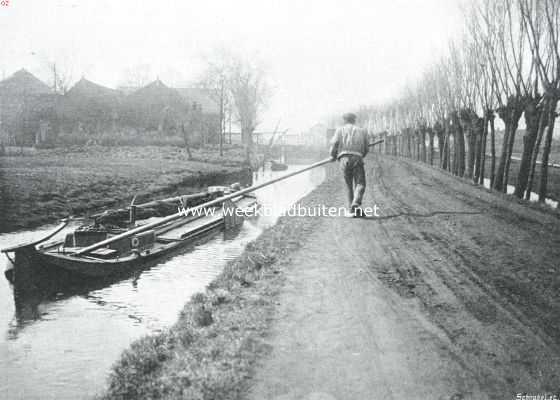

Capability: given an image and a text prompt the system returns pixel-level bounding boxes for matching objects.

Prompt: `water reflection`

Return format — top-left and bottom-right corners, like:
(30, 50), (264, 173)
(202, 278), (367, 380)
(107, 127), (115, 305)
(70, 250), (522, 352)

(6, 211), (247, 340)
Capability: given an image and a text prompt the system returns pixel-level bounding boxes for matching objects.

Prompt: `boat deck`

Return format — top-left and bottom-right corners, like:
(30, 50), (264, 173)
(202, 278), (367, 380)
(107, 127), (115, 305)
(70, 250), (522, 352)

(157, 196), (256, 241)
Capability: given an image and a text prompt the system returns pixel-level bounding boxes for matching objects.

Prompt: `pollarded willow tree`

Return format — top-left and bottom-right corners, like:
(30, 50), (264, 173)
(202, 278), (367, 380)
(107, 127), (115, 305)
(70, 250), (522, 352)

(519, 0), (560, 202)
(353, 0), (558, 204)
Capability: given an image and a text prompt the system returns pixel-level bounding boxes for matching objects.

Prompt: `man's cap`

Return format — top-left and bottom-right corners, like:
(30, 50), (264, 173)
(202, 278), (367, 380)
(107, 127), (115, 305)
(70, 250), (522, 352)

(343, 113), (357, 123)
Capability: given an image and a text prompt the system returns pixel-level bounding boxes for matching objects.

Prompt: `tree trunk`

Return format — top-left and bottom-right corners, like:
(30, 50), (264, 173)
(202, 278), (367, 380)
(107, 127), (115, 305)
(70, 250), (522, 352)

(451, 112), (465, 176)
(435, 124), (444, 168)
(242, 126), (254, 164)
(442, 121), (450, 171)
(407, 131), (412, 158)
(503, 111), (523, 190)
(449, 131), (455, 173)
(428, 128), (434, 166)
(415, 131), (419, 161)
(489, 114), (496, 188)
(417, 131), (420, 161)
(478, 114), (489, 185)
(459, 110), (473, 179)
(181, 123), (192, 160)
(219, 119), (223, 156)
(219, 80), (224, 156)
(473, 117), (484, 184)
(466, 128), (476, 179)
(514, 97), (541, 198)
(416, 130), (420, 161)
(538, 98), (558, 202)
(526, 101), (549, 200)
(494, 123), (509, 191)
(494, 100), (524, 192)
(421, 128), (427, 163)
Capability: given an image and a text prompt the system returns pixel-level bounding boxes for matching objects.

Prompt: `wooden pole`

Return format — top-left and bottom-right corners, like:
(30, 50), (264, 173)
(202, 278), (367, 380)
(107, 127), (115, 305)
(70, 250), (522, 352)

(75, 139), (384, 256)
(219, 77), (224, 156)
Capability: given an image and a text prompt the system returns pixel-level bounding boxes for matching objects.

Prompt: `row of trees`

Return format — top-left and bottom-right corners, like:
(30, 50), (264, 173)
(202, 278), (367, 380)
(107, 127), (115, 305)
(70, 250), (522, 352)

(360, 0), (559, 203)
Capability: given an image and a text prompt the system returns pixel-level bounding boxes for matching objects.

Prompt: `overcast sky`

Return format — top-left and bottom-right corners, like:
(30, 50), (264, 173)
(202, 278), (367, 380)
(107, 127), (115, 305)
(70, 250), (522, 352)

(0, 0), (463, 131)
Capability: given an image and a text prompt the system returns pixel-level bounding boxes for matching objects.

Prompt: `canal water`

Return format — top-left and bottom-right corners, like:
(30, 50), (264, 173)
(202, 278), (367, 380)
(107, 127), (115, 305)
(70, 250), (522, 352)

(481, 178), (559, 208)
(0, 165), (326, 400)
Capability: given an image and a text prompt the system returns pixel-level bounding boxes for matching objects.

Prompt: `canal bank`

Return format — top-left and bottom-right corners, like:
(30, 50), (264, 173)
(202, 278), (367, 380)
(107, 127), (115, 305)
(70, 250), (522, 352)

(0, 164), (325, 400)
(102, 153), (560, 400)
(99, 168), (333, 400)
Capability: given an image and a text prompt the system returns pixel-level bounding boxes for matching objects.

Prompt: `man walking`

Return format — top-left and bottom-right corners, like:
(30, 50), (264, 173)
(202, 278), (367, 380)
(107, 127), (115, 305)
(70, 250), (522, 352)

(329, 112), (369, 217)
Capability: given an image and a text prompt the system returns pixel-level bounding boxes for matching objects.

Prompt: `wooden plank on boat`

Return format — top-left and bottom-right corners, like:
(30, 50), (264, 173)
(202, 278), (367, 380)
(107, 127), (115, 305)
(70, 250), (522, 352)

(157, 210), (223, 241)
(157, 196), (256, 241)
(90, 248), (118, 256)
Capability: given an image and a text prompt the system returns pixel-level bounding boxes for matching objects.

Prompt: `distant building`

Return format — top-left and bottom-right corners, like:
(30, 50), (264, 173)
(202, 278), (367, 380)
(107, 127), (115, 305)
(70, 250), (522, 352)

(120, 79), (187, 133)
(0, 69), (57, 145)
(59, 78), (122, 134)
(0, 70), (241, 146)
(117, 82), (220, 143)
(175, 87), (219, 115)
(175, 87), (220, 144)
(115, 86), (138, 96)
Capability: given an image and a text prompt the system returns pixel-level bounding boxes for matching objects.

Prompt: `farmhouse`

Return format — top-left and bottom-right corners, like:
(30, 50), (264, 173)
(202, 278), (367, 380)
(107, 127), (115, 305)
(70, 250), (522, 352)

(0, 69), (57, 145)
(176, 87), (220, 144)
(120, 79), (187, 134)
(58, 78), (122, 135)
(0, 70), (222, 145)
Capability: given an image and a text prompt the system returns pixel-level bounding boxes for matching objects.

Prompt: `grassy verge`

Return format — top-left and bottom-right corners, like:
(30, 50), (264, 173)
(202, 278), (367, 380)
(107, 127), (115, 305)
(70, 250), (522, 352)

(98, 185), (327, 400)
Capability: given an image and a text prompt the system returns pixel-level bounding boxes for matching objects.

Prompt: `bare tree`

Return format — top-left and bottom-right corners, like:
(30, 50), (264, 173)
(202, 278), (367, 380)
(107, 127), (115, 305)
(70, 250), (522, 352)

(41, 56), (74, 94)
(361, 0), (557, 207)
(228, 55), (270, 162)
(199, 50), (234, 156)
(199, 49), (270, 163)
(520, 0), (560, 202)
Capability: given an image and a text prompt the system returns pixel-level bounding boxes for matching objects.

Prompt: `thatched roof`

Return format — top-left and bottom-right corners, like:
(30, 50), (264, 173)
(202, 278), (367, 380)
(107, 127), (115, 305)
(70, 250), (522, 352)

(126, 79), (183, 104)
(117, 83), (218, 114)
(0, 69), (52, 96)
(66, 78), (120, 100)
(121, 79), (187, 129)
(59, 78), (121, 124)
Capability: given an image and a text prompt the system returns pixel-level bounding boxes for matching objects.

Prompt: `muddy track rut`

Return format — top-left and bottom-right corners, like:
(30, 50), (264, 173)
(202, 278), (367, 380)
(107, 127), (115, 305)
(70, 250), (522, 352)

(246, 154), (560, 400)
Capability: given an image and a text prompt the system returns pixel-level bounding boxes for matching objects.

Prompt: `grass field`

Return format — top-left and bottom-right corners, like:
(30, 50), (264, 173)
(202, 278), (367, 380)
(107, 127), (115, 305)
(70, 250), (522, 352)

(0, 145), (250, 232)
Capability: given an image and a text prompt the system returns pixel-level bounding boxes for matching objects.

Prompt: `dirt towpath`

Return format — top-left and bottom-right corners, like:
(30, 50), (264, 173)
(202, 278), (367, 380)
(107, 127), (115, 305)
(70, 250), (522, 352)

(246, 154), (560, 400)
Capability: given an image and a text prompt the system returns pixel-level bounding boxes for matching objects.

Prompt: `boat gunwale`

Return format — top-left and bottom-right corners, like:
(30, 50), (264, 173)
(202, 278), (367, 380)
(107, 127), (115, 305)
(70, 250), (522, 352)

(10, 196), (257, 273)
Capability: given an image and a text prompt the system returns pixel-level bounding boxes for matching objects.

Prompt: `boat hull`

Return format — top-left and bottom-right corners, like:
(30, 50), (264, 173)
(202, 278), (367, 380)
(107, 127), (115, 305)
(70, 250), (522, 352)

(5, 196), (257, 279)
